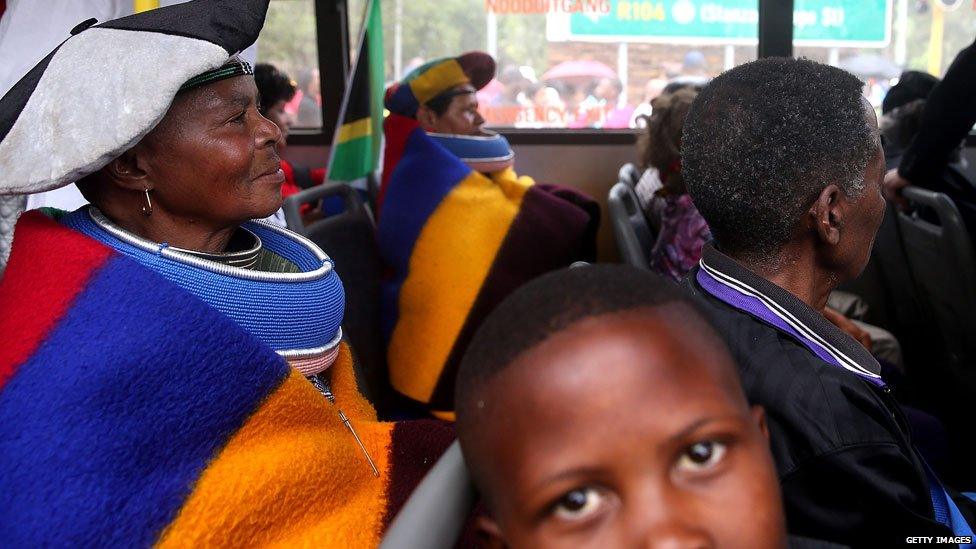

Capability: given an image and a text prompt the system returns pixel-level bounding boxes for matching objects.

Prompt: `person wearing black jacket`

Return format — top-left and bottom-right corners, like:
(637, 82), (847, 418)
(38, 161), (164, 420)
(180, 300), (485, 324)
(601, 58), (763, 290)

(882, 94), (976, 233)
(884, 38), (976, 210)
(680, 58), (975, 546)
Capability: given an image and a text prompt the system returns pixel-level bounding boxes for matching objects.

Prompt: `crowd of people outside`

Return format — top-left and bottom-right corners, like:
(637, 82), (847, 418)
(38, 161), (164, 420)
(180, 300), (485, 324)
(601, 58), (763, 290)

(5, 0), (976, 546)
(471, 50), (713, 128)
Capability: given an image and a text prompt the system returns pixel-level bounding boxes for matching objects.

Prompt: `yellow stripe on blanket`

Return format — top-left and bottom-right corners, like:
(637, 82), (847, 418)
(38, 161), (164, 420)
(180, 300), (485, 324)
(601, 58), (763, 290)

(389, 169), (533, 403)
(157, 345), (394, 548)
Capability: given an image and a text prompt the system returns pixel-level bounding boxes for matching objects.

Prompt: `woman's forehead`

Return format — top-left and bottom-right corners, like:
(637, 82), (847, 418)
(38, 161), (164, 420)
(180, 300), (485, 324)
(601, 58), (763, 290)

(147, 77), (256, 140)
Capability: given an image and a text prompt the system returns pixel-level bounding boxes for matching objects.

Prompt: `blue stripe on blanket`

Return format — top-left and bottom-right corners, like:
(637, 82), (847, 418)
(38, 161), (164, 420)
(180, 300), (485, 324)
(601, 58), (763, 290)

(0, 255), (287, 547)
(377, 128), (471, 339)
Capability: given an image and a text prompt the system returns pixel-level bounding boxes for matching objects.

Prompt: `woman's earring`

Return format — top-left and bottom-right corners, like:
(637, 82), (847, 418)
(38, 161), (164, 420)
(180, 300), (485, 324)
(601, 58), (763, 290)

(141, 188), (153, 216)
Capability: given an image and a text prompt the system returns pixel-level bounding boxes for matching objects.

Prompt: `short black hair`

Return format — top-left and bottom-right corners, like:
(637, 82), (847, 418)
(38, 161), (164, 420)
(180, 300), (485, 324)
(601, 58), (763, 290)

(455, 265), (711, 425)
(682, 57), (877, 264)
(254, 63), (297, 115)
(424, 92), (455, 117)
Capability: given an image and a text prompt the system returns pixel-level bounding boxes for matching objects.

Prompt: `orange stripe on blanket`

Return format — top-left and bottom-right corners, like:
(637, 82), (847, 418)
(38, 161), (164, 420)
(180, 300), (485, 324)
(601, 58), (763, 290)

(157, 345), (395, 548)
(388, 168), (533, 403)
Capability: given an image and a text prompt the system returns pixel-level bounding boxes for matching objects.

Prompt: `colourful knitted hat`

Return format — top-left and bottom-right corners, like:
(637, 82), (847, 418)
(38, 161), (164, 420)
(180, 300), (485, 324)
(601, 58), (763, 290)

(385, 51), (496, 118)
(0, 0), (270, 195)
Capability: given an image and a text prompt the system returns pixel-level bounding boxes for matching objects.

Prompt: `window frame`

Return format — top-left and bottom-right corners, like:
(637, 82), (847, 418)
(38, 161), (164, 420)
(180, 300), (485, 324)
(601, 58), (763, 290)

(291, 0), (795, 146)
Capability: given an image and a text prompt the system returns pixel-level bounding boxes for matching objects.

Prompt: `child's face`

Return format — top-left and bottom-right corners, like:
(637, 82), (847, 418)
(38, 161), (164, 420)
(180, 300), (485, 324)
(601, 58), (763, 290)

(465, 308), (786, 548)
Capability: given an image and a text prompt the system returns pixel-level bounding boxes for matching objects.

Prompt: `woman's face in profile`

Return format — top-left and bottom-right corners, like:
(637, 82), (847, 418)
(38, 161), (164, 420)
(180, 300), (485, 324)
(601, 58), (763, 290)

(137, 76), (284, 227)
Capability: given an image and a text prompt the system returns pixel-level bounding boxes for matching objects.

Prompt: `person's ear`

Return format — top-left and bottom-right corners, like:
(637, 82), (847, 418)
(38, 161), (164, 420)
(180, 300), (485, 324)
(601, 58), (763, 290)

(751, 405), (769, 441)
(102, 148), (152, 192)
(811, 184), (844, 246)
(416, 104), (438, 131)
(476, 515), (509, 549)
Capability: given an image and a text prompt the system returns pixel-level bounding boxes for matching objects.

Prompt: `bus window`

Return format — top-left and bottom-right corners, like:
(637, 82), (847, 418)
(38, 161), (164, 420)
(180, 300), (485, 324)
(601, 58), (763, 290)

(792, 0), (976, 112)
(348, 0), (760, 130)
(256, 0), (321, 131)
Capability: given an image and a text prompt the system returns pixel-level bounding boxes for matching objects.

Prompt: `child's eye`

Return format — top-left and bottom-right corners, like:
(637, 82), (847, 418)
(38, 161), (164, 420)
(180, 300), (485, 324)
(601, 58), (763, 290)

(551, 486), (605, 521)
(676, 440), (727, 472)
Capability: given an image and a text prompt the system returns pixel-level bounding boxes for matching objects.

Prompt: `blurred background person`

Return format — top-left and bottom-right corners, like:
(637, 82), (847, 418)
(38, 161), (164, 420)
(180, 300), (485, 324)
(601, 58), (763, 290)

(670, 50), (711, 87)
(525, 82), (565, 126)
(595, 76), (634, 128)
(295, 67), (322, 127)
(636, 88), (708, 281)
(491, 64), (532, 108)
(630, 77), (668, 128)
(254, 63), (326, 225)
(884, 38), (976, 221)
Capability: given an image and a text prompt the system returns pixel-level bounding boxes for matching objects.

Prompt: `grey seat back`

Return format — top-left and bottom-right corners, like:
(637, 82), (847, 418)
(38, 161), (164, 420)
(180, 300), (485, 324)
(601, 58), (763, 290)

(608, 182), (653, 269)
(283, 184), (392, 412)
(896, 186), (976, 380)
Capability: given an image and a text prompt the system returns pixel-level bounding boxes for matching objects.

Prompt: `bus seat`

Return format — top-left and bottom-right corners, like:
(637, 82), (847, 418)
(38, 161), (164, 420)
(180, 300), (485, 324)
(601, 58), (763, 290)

(608, 182), (653, 269)
(282, 184), (393, 414)
(380, 441), (475, 549)
(896, 186), (976, 384)
(618, 162), (641, 188)
(858, 202), (929, 369)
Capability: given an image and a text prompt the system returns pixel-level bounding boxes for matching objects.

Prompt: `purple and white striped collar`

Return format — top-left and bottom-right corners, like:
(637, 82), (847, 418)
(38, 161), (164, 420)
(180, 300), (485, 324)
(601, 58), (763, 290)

(696, 245), (885, 387)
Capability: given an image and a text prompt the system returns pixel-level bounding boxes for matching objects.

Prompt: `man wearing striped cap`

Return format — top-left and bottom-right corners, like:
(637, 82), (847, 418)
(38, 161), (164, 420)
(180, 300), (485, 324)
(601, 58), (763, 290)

(376, 52), (600, 419)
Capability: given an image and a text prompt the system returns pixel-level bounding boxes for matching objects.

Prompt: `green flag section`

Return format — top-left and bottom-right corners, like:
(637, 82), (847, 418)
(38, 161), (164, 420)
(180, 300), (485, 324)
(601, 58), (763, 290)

(328, 0), (384, 181)
(550, 0), (891, 47)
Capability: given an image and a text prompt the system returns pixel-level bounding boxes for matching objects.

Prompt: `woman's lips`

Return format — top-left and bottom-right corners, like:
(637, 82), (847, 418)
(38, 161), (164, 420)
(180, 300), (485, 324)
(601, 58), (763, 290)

(254, 168), (285, 185)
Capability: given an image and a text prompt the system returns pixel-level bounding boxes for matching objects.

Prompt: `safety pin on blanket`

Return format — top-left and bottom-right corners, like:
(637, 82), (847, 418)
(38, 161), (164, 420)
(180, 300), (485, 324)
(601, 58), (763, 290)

(309, 374), (380, 477)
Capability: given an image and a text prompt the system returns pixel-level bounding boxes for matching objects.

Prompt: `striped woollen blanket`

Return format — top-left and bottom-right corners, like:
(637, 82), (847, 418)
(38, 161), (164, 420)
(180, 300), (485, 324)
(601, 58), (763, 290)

(377, 113), (599, 416)
(0, 211), (453, 547)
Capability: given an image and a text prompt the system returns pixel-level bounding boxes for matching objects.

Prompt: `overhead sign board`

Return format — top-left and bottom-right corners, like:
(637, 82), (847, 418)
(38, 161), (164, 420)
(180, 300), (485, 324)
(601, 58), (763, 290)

(547, 0), (892, 47)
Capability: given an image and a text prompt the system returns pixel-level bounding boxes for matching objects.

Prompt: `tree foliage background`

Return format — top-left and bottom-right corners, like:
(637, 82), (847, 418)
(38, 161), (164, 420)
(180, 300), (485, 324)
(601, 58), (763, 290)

(348, 0), (548, 83)
(256, 1), (319, 81)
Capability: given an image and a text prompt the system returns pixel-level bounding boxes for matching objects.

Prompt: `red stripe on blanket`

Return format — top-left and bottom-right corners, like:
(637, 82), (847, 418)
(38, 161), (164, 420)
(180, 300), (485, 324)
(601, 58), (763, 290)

(382, 419), (456, 528)
(0, 211), (113, 388)
(382, 420), (481, 546)
(378, 113), (422, 215)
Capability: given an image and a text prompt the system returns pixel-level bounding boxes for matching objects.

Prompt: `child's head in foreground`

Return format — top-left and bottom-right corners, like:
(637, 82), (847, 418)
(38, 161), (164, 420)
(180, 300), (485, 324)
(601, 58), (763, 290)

(455, 265), (786, 548)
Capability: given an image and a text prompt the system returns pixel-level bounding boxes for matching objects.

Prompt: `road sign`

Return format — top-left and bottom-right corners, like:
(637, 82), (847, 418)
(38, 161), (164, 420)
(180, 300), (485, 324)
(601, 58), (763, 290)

(547, 0), (892, 47)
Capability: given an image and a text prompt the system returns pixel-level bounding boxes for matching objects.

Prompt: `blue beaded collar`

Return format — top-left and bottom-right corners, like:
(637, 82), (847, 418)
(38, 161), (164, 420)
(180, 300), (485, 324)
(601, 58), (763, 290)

(62, 206), (345, 359)
(428, 130), (515, 173)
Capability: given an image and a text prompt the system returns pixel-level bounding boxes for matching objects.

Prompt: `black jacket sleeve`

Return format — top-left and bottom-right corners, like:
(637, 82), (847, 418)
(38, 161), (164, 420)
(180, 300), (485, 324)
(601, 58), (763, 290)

(899, 38), (976, 185)
(781, 443), (951, 547)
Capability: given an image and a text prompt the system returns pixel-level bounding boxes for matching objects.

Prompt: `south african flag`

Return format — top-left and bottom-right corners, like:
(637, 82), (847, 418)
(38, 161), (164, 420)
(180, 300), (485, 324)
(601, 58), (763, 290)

(327, 0), (384, 181)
